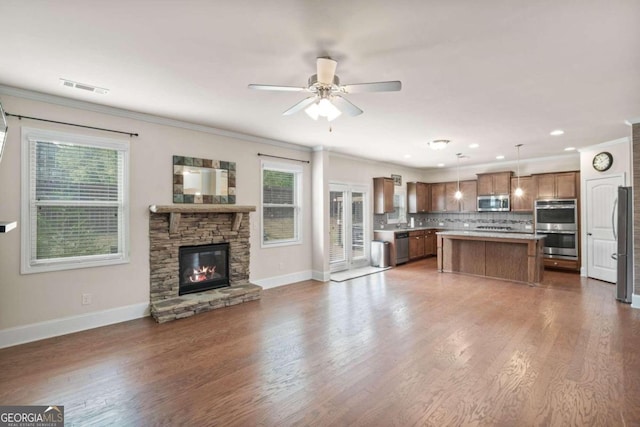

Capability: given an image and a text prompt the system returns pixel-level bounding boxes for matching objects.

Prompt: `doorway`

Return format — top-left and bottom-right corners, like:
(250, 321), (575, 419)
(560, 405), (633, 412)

(585, 174), (624, 283)
(329, 184), (370, 273)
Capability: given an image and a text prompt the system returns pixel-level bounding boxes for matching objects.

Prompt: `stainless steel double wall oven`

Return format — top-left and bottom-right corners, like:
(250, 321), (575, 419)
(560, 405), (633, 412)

(535, 199), (578, 260)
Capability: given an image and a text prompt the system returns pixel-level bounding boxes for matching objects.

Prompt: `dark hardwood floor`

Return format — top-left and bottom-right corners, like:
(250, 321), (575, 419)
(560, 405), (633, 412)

(1, 258), (639, 426)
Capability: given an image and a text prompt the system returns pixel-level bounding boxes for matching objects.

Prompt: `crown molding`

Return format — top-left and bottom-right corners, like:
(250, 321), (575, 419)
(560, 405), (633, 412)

(577, 136), (630, 152)
(0, 84), (311, 153)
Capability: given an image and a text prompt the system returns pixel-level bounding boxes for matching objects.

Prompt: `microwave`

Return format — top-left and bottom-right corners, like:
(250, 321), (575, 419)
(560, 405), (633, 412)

(477, 195), (510, 212)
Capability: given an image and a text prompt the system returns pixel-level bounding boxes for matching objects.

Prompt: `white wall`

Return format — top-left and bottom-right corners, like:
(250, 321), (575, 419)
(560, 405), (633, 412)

(579, 137), (632, 186)
(0, 93), (312, 334)
(328, 152), (426, 186)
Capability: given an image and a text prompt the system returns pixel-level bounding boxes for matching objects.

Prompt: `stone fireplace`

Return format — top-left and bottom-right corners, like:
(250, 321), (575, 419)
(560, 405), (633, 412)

(148, 205), (261, 323)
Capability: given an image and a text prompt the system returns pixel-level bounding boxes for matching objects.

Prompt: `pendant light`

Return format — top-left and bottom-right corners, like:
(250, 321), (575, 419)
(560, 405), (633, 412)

(514, 144), (523, 197)
(454, 153), (463, 200)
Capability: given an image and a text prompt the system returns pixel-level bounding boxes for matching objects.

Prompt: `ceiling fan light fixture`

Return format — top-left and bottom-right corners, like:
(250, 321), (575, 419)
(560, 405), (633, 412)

(305, 97), (342, 121)
(305, 103), (320, 120)
(429, 140), (450, 150)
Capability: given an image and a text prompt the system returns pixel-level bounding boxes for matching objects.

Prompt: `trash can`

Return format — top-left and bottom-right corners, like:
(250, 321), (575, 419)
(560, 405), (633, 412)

(371, 240), (390, 268)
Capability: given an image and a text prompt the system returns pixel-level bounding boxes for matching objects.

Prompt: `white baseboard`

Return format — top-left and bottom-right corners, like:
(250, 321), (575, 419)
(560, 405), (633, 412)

(632, 294), (640, 309)
(252, 270), (313, 290)
(312, 270), (330, 282)
(0, 302), (150, 349)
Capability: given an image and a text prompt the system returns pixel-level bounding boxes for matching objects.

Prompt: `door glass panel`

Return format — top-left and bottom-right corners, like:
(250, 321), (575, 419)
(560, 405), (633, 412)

(351, 192), (365, 260)
(330, 191), (346, 263)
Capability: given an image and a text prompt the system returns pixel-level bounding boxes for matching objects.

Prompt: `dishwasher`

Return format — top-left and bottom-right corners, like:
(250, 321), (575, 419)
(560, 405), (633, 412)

(395, 231), (409, 265)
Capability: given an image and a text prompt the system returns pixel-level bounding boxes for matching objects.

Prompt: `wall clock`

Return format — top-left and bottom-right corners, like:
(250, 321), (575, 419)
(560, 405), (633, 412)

(592, 151), (613, 172)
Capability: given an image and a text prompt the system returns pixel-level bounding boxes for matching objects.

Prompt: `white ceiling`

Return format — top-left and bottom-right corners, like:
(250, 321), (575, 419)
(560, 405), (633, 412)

(2, 0), (639, 168)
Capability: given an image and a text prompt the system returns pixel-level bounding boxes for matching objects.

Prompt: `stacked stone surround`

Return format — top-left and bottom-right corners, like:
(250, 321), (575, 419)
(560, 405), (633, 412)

(149, 208), (261, 323)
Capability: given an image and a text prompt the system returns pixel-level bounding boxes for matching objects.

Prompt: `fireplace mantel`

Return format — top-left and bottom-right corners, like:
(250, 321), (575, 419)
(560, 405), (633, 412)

(149, 204), (256, 233)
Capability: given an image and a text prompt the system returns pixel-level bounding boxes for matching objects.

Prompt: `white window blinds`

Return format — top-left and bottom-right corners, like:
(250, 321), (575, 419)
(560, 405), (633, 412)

(21, 128), (130, 273)
(261, 161), (302, 246)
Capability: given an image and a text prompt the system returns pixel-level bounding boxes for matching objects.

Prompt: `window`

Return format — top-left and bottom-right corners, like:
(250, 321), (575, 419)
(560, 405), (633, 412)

(261, 161), (302, 247)
(21, 127), (129, 273)
(386, 191), (406, 224)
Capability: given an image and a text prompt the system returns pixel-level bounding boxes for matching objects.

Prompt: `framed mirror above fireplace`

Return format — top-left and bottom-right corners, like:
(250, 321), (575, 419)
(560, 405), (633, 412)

(173, 155), (236, 204)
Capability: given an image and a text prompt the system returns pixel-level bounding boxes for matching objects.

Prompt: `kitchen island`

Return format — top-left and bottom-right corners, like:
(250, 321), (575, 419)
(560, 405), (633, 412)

(437, 231), (546, 285)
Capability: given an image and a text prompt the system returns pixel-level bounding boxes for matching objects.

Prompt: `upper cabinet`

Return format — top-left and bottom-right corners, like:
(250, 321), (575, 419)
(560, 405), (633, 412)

(476, 172), (512, 195)
(510, 176), (534, 211)
(430, 180), (477, 212)
(430, 183), (446, 212)
(532, 171), (579, 199)
(445, 182), (459, 212)
(407, 182), (430, 213)
(373, 177), (395, 214)
(459, 180), (478, 212)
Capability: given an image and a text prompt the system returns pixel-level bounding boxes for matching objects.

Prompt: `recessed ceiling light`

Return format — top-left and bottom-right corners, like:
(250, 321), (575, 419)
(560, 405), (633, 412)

(564, 147), (576, 151)
(437, 163), (445, 167)
(403, 154), (412, 158)
(550, 129), (564, 136)
(469, 143), (479, 148)
(59, 78), (109, 95)
(496, 155), (505, 160)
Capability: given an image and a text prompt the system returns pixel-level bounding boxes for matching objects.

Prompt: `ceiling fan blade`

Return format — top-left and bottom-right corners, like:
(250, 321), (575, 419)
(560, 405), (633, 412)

(332, 95), (363, 117)
(248, 84), (307, 92)
(282, 96), (318, 116)
(317, 58), (337, 85)
(341, 81), (402, 93)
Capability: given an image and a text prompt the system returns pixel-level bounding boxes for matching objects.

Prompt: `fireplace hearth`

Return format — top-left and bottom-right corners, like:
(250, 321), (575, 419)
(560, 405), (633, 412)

(179, 243), (229, 295)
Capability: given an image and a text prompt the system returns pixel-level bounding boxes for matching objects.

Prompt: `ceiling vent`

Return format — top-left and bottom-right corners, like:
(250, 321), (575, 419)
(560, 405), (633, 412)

(59, 78), (109, 95)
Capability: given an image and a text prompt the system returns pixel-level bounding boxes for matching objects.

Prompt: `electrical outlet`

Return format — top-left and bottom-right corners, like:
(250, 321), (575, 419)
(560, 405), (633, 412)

(464, 223), (470, 227)
(82, 293), (92, 305)
(525, 225), (532, 230)
(278, 262), (284, 270)
(438, 222), (444, 226)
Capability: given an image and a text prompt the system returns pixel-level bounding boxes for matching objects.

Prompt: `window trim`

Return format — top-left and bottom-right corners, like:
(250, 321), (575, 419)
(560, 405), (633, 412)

(260, 160), (303, 248)
(20, 127), (130, 274)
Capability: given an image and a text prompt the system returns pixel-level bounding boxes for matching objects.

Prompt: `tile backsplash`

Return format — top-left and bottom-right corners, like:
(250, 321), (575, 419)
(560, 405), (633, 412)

(375, 211), (534, 232)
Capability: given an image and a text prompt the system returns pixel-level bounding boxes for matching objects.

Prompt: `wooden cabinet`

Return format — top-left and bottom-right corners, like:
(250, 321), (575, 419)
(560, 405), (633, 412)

(544, 258), (579, 271)
(373, 177), (395, 214)
(510, 176), (534, 211)
(445, 182), (459, 212)
(430, 183), (446, 212)
(409, 230), (425, 260)
(431, 180), (477, 212)
(459, 180), (477, 212)
(407, 182), (430, 213)
(476, 172), (512, 195)
(425, 229), (437, 256)
(532, 172), (579, 199)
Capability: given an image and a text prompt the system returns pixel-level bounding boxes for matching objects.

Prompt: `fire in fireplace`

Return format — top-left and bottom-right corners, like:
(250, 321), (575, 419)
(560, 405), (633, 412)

(178, 243), (230, 295)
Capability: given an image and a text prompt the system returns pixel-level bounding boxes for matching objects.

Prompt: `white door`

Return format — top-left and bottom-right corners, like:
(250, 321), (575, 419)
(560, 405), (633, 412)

(586, 175), (624, 283)
(329, 184), (370, 273)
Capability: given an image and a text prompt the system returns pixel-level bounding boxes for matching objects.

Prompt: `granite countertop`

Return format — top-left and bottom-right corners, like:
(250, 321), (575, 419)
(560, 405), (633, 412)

(436, 230), (546, 240)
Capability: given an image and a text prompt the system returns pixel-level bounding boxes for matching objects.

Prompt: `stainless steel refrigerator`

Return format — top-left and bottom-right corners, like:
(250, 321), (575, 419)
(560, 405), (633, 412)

(615, 186), (633, 303)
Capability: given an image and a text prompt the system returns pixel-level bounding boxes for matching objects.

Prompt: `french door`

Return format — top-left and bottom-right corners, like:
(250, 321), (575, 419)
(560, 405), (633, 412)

(329, 184), (370, 272)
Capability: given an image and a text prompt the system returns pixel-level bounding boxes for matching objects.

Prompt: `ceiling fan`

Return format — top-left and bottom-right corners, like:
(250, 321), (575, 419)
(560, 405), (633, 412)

(248, 57), (401, 121)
